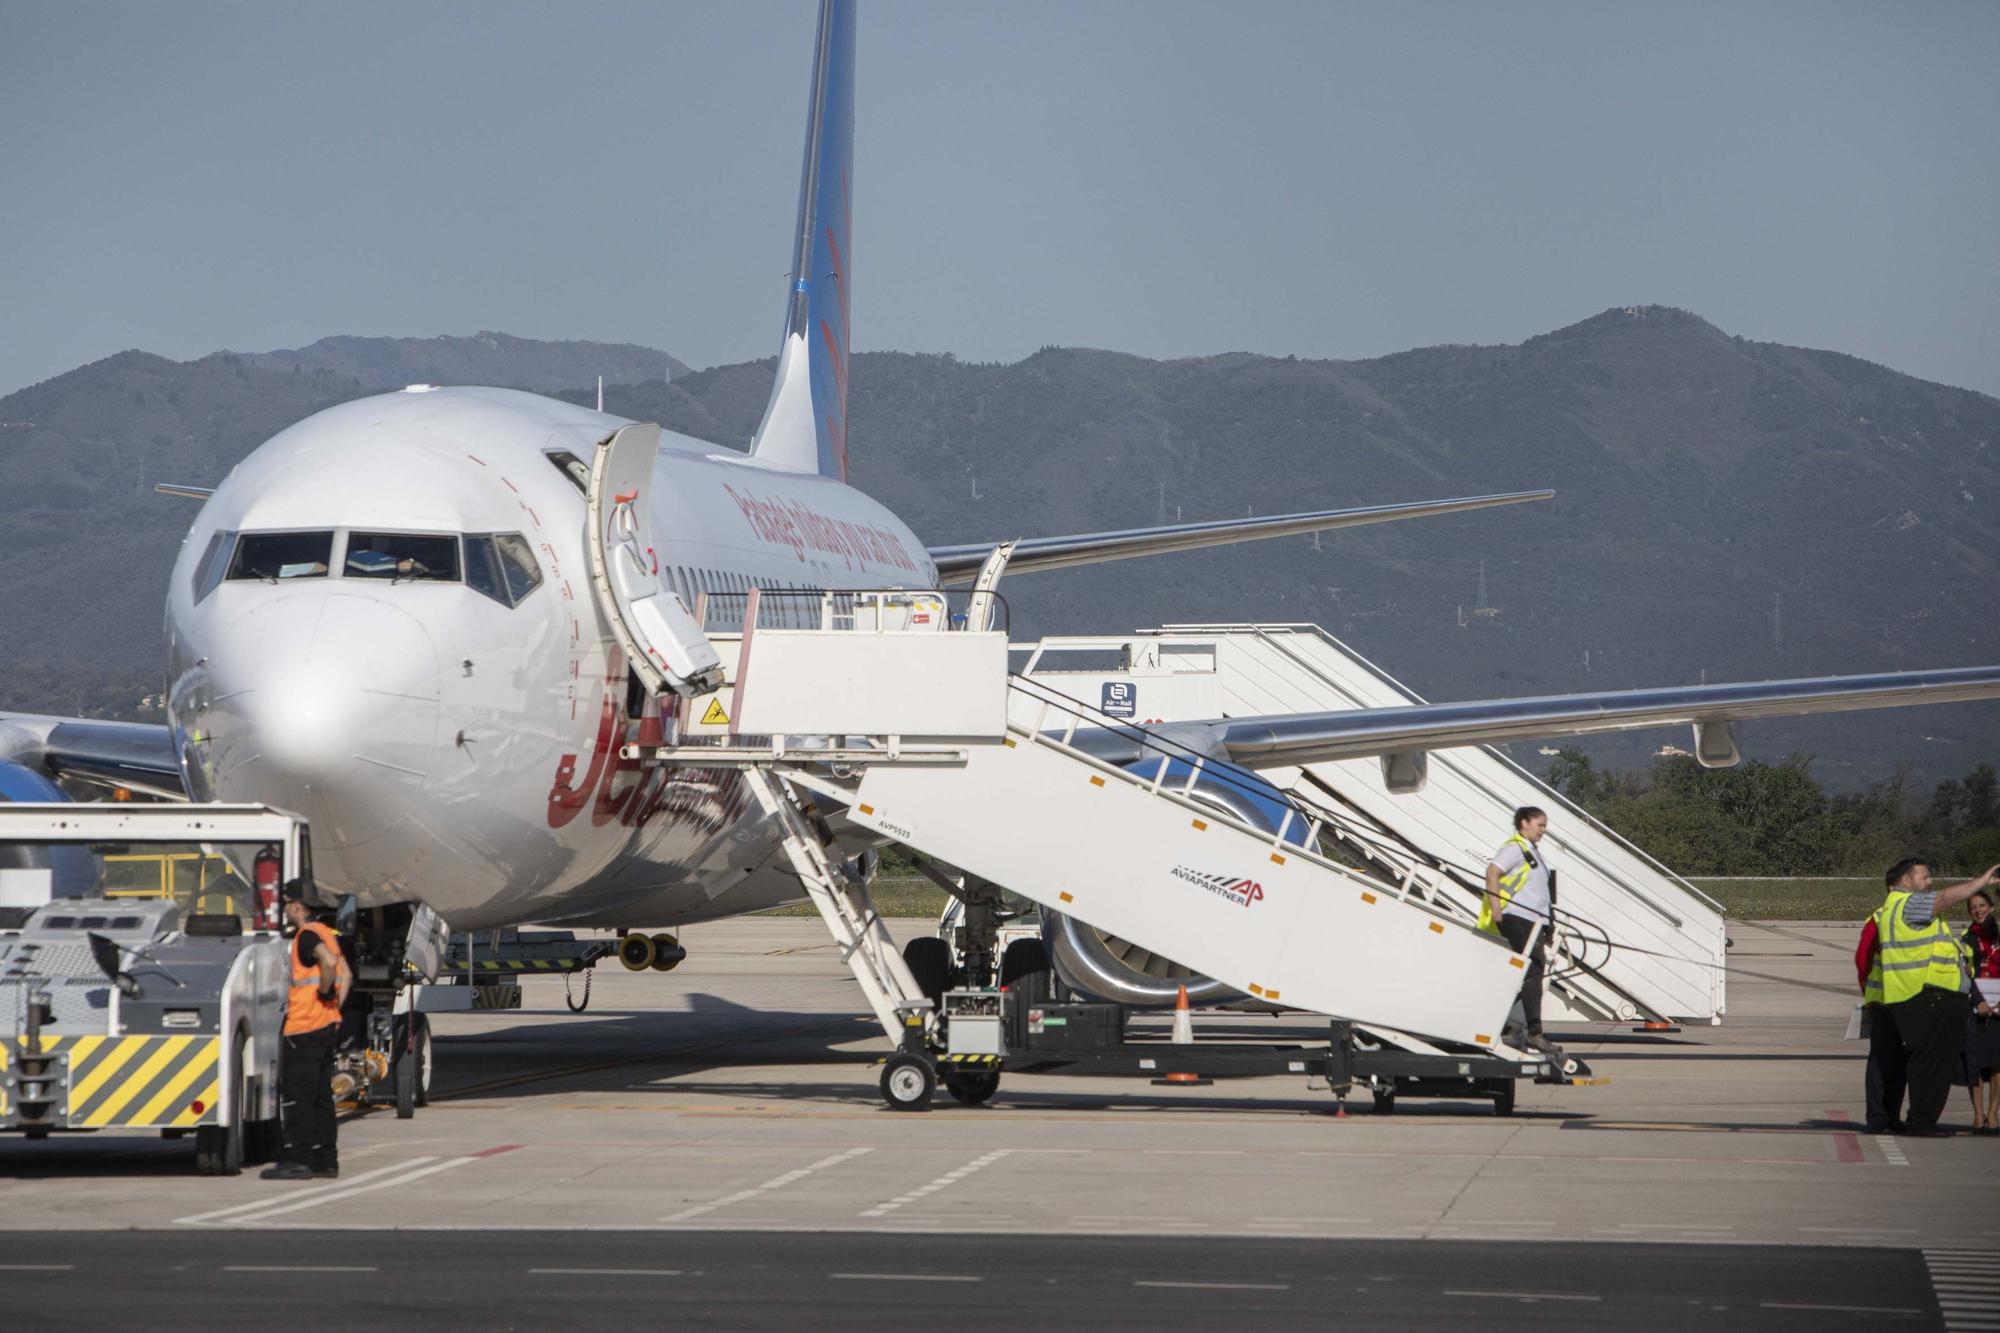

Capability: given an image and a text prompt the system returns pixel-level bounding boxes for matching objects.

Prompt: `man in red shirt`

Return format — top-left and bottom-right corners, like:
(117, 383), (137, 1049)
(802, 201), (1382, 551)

(1856, 915), (1908, 1133)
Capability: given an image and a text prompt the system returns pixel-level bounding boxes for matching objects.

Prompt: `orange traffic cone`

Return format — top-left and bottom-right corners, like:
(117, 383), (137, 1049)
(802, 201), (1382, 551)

(1171, 984), (1194, 1044)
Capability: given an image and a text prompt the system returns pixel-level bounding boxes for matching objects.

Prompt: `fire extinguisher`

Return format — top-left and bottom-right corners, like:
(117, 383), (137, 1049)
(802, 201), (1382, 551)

(252, 845), (282, 930)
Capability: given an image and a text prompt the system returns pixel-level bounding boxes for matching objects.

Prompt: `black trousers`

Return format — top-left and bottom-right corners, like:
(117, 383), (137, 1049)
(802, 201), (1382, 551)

(279, 1023), (339, 1170)
(1863, 1005), (1908, 1130)
(1498, 915), (1547, 1035)
(1886, 987), (1969, 1132)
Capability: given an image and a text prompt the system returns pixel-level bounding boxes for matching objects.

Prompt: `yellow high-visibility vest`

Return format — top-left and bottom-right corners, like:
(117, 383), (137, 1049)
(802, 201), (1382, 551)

(1478, 834), (1538, 936)
(1872, 889), (1964, 1004)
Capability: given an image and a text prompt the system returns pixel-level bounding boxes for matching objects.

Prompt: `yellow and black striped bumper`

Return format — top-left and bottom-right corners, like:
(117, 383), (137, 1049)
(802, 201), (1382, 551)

(1, 1035), (222, 1130)
(938, 1053), (1002, 1066)
(437, 958), (591, 975)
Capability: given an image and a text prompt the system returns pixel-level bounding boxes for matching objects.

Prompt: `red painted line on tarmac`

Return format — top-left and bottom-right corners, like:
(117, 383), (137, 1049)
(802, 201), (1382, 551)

(1826, 1108), (1864, 1163)
(471, 1144), (524, 1159)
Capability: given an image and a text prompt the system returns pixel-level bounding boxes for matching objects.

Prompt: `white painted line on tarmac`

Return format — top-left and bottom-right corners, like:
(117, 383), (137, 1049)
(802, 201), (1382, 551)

(1876, 1134), (1910, 1166)
(224, 1265), (379, 1273)
(1445, 1289), (1602, 1303)
(224, 1156), (478, 1225)
(1930, 1251), (2000, 1333)
(175, 1160), (436, 1226)
(857, 1148), (1012, 1220)
(1608, 1222), (1734, 1231)
(830, 1272), (981, 1283)
(1135, 1280), (1290, 1291)
(530, 1268), (683, 1277)
(661, 1146), (872, 1223)
(1759, 1303), (1921, 1316)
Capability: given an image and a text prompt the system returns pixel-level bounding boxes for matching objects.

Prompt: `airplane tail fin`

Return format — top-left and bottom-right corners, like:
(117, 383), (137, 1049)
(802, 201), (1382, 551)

(749, 0), (855, 481)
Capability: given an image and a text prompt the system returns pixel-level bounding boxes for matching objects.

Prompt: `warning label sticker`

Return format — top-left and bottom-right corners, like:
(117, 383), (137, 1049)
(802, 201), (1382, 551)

(700, 698), (730, 726)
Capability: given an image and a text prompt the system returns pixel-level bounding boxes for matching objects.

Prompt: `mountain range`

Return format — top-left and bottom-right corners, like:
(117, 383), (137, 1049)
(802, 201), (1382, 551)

(2, 311), (1994, 788)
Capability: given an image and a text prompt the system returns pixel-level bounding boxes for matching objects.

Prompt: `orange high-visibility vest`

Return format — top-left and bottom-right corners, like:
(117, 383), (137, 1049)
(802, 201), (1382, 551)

(285, 920), (347, 1036)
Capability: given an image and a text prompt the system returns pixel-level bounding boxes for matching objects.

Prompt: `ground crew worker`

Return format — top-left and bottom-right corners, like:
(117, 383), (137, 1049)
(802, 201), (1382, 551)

(1874, 857), (2000, 1137)
(1854, 913), (1907, 1133)
(261, 882), (352, 1180)
(1483, 805), (1556, 1054)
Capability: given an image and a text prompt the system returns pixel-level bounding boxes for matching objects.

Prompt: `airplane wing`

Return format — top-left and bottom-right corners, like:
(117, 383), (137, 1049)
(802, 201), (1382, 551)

(0, 714), (186, 799)
(1062, 665), (2000, 773)
(926, 489), (1553, 584)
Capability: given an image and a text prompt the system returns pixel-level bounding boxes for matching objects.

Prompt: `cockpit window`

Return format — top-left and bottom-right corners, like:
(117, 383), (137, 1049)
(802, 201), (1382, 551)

(465, 532), (543, 607)
(345, 532), (460, 582)
(192, 529), (235, 601)
(227, 531), (332, 581)
(492, 533), (543, 602)
(545, 451), (589, 494)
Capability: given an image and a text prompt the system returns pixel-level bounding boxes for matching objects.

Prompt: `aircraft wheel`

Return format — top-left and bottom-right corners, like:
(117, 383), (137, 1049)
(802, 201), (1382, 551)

(999, 938), (1053, 1006)
(395, 1016), (433, 1119)
(617, 933), (656, 971)
(902, 936), (954, 1005)
(881, 1054), (936, 1112)
(648, 933), (681, 972)
(413, 1016), (432, 1108)
(943, 1069), (1000, 1106)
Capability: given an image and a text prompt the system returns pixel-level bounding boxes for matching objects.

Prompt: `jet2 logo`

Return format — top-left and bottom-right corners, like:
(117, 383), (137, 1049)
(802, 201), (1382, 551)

(1171, 865), (1266, 909)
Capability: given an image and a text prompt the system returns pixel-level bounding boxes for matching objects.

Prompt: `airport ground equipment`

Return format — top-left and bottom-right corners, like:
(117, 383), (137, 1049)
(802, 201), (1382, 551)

(330, 916), (622, 1118)
(0, 803), (305, 1173)
(923, 987), (1586, 1115)
(620, 590), (1540, 1110)
(1014, 625), (1728, 1027)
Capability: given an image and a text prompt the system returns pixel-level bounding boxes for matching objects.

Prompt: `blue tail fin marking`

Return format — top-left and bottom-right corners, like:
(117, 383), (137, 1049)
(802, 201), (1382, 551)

(750, 0), (854, 481)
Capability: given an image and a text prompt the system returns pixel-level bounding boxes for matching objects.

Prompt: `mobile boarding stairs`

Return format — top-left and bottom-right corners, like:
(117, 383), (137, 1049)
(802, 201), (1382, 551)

(582, 428), (1718, 1110)
(613, 588), (1644, 1112)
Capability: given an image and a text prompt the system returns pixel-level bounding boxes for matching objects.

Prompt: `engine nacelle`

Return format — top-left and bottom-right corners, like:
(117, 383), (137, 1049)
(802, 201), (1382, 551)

(1046, 756), (1308, 1008)
(0, 759), (102, 901)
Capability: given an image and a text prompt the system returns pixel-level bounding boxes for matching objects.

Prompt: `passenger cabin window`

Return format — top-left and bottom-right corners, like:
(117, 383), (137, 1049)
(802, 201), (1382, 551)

(346, 532), (460, 582)
(464, 532), (544, 608)
(227, 531), (332, 581)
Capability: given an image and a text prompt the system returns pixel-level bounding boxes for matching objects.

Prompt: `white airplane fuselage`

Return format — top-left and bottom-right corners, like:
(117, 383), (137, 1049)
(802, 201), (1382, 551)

(165, 386), (936, 929)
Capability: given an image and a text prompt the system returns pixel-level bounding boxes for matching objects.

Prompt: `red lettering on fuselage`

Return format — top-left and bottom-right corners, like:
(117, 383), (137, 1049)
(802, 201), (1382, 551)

(547, 650), (626, 829)
(719, 482), (921, 574)
(547, 646), (757, 838)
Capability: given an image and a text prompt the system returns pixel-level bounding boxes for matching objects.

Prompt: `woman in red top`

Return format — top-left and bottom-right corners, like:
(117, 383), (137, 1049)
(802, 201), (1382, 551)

(1964, 890), (2000, 1135)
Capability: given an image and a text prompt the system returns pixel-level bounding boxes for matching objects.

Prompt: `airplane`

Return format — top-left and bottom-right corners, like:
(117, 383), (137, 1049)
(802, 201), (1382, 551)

(4, 0), (1998, 1016)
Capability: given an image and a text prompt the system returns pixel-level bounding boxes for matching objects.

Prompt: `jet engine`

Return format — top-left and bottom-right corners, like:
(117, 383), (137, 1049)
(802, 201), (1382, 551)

(1045, 756), (1308, 1008)
(0, 759), (102, 901)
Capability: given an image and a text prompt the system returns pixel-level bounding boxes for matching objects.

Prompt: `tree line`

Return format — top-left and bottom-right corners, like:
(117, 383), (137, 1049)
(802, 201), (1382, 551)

(1544, 749), (2000, 877)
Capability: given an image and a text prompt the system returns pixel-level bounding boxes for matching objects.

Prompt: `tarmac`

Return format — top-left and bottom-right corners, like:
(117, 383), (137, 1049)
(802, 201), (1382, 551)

(2, 916), (1997, 1329)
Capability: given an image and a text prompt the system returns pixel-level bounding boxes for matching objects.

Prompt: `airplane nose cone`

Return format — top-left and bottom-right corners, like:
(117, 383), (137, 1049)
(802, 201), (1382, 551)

(210, 593), (440, 850)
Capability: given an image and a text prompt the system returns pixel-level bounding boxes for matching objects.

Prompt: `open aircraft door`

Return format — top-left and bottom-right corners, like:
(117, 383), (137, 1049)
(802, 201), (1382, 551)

(586, 424), (726, 698)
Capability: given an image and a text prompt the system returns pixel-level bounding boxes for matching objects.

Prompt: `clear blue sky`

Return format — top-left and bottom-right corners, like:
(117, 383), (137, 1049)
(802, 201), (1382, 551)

(3, 1), (1996, 398)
